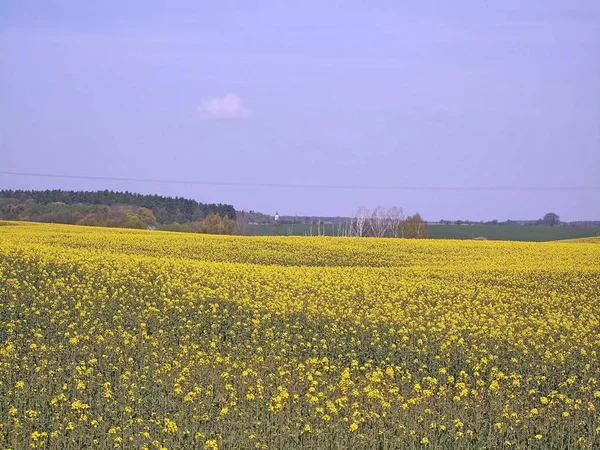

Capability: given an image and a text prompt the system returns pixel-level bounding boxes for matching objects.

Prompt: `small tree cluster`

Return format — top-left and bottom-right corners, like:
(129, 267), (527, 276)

(0, 189), (236, 224)
(542, 212), (560, 227)
(198, 213), (236, 235)
(403, 213), (428, 238)
(235, 211), (251, 235)
(342, 206), (428, 238)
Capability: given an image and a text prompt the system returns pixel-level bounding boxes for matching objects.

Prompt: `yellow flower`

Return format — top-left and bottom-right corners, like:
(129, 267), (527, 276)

(103, 382), (112, 399)
(2, 220), (599, 449)
(204, 440), (218, 450)
(71, 400), (90, 410)
(163, 418), (178, 434)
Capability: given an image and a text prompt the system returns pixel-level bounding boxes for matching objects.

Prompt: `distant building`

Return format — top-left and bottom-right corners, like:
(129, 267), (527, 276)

(274, 211), (279, 222)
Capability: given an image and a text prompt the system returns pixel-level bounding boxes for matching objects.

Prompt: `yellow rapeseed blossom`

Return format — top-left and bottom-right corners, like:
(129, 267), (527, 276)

(0, 221), (599, 449)
(204, 440), (219, 450)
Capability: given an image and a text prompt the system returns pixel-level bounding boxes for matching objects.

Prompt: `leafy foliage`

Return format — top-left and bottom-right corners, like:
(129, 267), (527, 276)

(0, 190), (238, 233)
(542, 212), (560, 227)
(0, 189), (236, 224)
(404, 213), (428, 238)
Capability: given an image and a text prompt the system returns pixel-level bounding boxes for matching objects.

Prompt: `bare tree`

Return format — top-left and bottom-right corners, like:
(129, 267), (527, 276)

(387, 206), (405, 238)
(347, 206), (408, 238)
(344, 219), (351, 237)
(369, 205), (390, 237)
(352, 206), (370, 237)
(339, 219), (352, 237)
(235, 211), (251, 235)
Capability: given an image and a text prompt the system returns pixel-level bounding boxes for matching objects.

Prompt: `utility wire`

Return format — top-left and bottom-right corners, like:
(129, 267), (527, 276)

(1, 171), (599, 192)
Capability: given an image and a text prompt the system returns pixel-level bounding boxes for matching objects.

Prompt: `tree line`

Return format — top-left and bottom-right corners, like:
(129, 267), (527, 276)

(439, 212), (569, 227)
(0, 189), (237, 234)
(1, 189), (235, 221)
(341, 206), (428, 238)
(0, 190), (432, 238)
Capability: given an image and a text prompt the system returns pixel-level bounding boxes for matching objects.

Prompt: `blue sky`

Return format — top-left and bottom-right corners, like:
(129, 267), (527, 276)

(1, 1), (599, 220)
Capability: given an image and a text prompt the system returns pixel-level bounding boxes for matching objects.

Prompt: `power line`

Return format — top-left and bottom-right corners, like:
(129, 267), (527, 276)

(1, 171), (599, 192)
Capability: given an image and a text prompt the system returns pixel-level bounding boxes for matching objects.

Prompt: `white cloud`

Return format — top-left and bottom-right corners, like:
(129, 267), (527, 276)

(198, 93), (251, 119)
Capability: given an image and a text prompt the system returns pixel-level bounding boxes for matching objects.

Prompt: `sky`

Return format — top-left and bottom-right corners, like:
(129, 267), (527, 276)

(1, 1), (599, 221)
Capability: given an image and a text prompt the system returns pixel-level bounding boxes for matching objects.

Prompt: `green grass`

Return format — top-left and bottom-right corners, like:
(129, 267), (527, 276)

(427, 224), (600, 241)
(250, 223), (600, 242)
(249, 223), (340, 237)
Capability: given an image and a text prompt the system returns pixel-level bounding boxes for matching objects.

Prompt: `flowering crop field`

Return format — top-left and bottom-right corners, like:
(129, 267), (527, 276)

(1, 222), (599, 450)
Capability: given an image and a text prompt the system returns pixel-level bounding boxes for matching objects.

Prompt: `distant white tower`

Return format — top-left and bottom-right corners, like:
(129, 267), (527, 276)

(274, 211), (279, 222)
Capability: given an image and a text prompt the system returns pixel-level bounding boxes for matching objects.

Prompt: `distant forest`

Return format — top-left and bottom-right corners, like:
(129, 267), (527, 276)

(0, 189), (236, 233)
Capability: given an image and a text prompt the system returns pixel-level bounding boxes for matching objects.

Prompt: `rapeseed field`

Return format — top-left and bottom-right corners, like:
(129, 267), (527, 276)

(1, 222), (599, 449)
